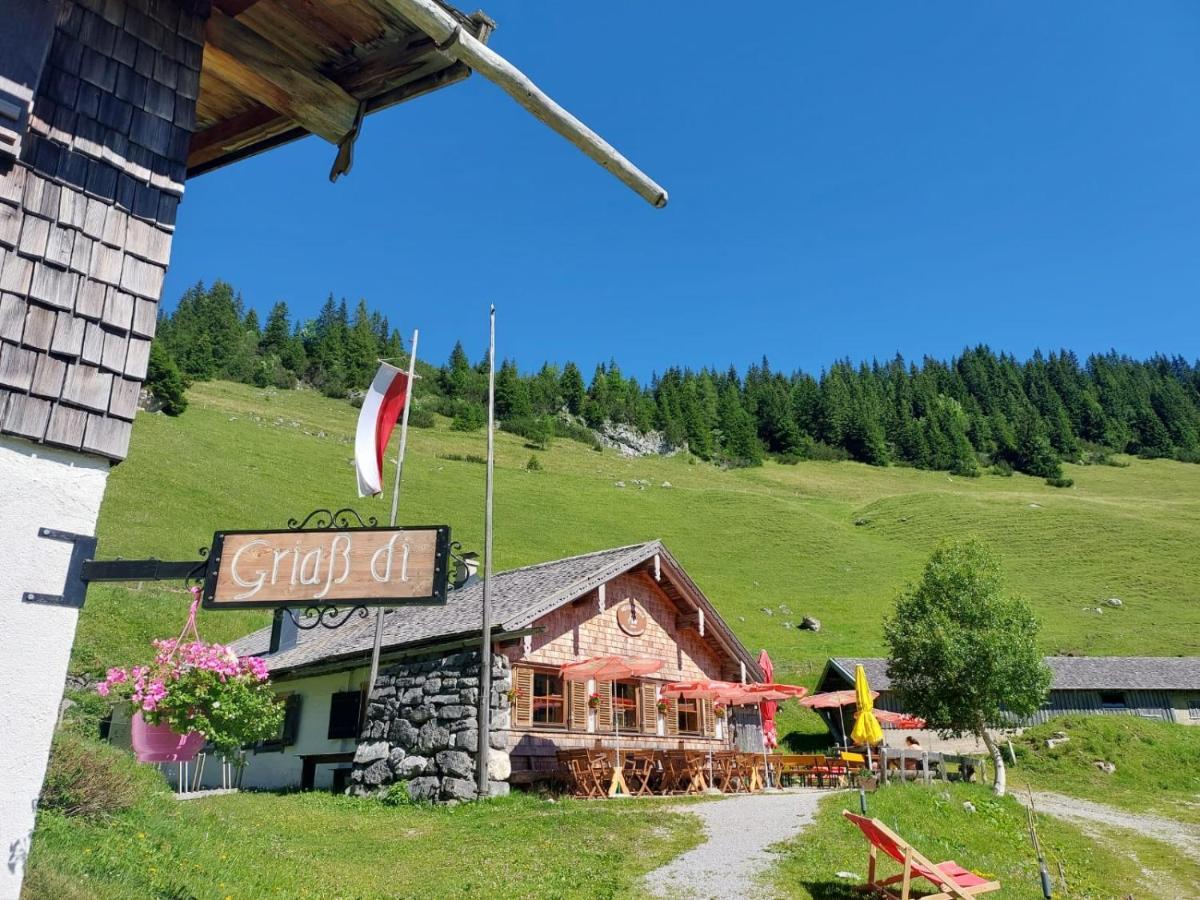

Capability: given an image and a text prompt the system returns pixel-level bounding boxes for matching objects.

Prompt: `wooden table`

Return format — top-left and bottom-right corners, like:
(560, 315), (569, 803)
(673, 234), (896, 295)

(298, 751), (355, 790)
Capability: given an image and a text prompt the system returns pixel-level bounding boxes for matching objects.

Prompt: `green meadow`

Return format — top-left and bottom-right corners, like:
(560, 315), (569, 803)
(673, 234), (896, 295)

(76, 380), (1200, 686)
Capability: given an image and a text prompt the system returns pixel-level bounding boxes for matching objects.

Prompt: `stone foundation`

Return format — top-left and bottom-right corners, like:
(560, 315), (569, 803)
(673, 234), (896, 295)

(349, 648), (512, 803)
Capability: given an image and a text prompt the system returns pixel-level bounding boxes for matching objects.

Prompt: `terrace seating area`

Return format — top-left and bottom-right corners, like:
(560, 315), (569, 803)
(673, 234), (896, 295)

(556, 748), (768, 797)
(549, 746), (984, 798)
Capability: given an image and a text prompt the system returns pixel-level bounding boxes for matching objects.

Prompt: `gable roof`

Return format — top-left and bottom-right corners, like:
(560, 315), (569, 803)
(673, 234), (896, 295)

(825, 656), (1200, 693)
(231, 540), (763, 680)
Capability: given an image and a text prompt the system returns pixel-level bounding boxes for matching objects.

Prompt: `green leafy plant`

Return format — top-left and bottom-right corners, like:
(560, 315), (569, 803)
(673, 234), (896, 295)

(884, 540), (1051, 796)
(97, 595), (283, 757)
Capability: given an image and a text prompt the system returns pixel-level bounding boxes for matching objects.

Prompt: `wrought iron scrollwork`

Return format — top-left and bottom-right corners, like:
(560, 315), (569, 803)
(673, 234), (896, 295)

(287, 605), (370, 630)
(287, 508), (379, 530)
(185, 547), (210, 587)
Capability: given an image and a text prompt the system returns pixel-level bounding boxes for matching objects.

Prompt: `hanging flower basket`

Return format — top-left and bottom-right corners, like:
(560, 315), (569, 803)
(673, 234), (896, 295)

(656, 700), (669, 714)
(714, 703), (728, 719)
(130, 712), (206, 763)
(99, 588), (284, 763)
(587, 692), (601, 709)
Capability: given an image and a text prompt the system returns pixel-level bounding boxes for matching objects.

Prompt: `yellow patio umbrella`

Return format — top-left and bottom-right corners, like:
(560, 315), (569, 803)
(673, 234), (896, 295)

(850, 664), (884, 762)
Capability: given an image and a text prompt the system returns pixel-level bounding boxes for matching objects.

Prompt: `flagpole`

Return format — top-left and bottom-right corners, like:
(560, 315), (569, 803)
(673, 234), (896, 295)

(476, 307), (496, 798)
(363, 330), (419, 731)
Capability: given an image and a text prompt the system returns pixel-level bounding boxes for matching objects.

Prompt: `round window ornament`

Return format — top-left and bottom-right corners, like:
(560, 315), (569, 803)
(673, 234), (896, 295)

(616, 597), (647, 636)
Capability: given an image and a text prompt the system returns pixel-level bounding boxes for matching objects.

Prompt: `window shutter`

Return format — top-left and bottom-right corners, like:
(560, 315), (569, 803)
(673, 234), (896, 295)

(701, 698), (716, 737)
(640, 682), (658, 734)
(568, 680), (587, 731)
(596, 680), (613, 732)
(665, 697), (679, 736)
(514, 666), (534, 727)
(281, 694), (302, 746)
(0, 0), (57, 161)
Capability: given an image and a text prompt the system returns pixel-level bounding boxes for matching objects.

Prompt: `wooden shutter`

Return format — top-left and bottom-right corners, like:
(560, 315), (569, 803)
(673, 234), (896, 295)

(0, 0), (56, 160)
(513, 666), (534, 727)
(640, 682), (658, 734)
(701, 698), (716, 737)
(596, 680), (613, 732)
(568, 680), (587, 731)
(281, 694), (302, 746)
(665, 697), (679, 736)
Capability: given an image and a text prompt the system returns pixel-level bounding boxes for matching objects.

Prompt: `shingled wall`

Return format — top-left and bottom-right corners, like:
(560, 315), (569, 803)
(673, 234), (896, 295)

(0, 0), (208, 461)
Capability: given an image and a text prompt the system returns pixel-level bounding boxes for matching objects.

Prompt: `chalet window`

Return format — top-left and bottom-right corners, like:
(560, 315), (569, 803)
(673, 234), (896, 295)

(258, 694), (302, 752)
(614, 681), (639, 731)
(1189, 700), (1200, 720)
(532, 671), (566, 727)
(1099, 691), (1127, 710)
(677, 698), (701, 735)
(328, 690), (363, 740)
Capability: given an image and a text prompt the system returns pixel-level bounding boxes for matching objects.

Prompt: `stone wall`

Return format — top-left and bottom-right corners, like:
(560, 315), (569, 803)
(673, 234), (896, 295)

(349, 648), (512, 803)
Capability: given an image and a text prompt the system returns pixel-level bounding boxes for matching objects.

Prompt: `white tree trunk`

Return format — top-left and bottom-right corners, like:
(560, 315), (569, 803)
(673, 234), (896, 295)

(979, 728), (1007, 796)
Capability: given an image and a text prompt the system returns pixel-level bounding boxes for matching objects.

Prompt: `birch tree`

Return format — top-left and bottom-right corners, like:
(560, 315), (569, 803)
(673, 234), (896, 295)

(884, 540), (1050, 796)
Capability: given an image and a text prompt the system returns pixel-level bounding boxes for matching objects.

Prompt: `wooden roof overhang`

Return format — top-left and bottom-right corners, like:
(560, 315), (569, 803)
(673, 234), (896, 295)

(188, 0), (494, 177)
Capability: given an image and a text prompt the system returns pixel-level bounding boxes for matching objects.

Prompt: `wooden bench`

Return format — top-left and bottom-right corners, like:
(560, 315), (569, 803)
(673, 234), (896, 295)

(299, 751), (355, 790)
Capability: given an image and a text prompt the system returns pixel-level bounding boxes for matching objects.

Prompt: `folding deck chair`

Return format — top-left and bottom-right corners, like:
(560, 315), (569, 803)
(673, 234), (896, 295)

(842, 811), (1001, 900)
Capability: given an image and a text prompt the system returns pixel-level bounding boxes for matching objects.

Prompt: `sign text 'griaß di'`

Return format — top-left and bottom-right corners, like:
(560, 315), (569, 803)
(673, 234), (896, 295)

(202, 526), (449, 609)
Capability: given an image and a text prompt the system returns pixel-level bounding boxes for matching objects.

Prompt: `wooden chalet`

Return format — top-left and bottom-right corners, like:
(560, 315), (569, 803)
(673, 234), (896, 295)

(3, 0), (662, 883)
(227, 541), (762, 792)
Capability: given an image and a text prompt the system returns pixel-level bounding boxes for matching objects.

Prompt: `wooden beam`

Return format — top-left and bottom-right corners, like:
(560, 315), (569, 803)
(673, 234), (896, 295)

(204, 8), (359, 145)
(381, 0), (668, 208)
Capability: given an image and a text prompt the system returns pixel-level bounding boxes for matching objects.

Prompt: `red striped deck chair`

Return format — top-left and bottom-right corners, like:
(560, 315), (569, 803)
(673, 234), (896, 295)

(842, 811), (1001, 900)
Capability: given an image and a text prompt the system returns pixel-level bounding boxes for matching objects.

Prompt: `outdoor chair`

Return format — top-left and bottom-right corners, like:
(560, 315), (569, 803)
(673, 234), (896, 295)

(558, 749), (605, 799)
(841, 811), (1002, 900)
(711, 751), (743, 793)
(736, 753), (764, 791)
(623, 751), (656, 797)
(661, 751), (689, 794)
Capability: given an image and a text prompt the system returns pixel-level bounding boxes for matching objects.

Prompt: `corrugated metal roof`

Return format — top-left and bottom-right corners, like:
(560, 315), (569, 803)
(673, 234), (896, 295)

(829, 656), (1200, 692)
(232, 540), (762, 679)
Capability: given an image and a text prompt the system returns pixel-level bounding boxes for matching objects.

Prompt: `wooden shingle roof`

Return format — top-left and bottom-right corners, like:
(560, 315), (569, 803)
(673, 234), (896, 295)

(0, 0), (208, 460)
(232, 540), (763, 680)
(189, 0), (492, 176)
(827, 656), (1200, 692)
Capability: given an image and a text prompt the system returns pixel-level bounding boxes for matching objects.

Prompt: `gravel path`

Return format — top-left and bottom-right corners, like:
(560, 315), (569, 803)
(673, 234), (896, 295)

(1021, 791), (1200, 858)
(643, 789), (825, 899)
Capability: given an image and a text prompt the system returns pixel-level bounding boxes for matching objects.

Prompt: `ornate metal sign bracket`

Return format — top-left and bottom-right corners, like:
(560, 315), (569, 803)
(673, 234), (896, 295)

(22, 527), (99, 608)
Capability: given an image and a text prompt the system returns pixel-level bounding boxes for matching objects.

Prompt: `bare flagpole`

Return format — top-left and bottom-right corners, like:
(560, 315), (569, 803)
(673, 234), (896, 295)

(476, 307), (496, 798)
(363, 330), (419, 730)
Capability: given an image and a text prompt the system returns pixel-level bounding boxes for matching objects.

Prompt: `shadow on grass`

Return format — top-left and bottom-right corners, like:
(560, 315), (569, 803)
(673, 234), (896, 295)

(782, 730), (837, 753)
(800, 881), (859, 899)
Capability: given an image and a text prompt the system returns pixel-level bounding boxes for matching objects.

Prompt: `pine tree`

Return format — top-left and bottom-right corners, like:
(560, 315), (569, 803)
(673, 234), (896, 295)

(560, 362), (586, 415)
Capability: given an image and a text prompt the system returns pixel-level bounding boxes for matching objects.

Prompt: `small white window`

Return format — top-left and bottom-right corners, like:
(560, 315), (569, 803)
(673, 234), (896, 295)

(1188, 700), (1200, 720)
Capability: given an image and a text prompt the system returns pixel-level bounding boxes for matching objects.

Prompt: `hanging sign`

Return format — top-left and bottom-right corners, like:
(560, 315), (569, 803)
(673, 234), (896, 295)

(201, 525), (450, 609)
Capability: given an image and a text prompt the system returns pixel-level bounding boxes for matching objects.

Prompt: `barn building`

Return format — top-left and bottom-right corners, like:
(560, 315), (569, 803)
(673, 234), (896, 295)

(0, 0), (662, 891)
(225, 541), (763, 799)
(818, 656), (1200, 739)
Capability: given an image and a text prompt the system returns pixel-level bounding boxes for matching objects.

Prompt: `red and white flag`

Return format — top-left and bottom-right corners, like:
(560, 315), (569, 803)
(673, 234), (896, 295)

(355, 363), (410, 497)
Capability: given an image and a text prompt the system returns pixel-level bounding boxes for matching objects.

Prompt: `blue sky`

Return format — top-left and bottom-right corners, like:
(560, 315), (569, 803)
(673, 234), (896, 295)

(165, 2), (1200, 379)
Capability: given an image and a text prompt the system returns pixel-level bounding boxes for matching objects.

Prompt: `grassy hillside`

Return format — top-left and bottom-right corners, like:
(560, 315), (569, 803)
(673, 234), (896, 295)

(76, 381), (1200, 683)
(770, 781), (1200, 898)
(26, 732), (698, 900)
(1013, 715), (1200, 825)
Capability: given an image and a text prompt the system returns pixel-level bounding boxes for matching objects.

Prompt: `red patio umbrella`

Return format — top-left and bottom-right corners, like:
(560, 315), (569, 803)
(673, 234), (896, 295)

(559, 656), (665, 792)
(659, 679), (739, 700)
(800, 689), (879, 747)
(874, 708), (926, 729)
(559, 656), (665, 681)
(758, 650), (777, 750)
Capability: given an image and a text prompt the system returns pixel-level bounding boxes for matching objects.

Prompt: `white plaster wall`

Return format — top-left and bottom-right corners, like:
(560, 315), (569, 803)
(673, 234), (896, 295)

(0, 437), (109, 898)
(204, 667), (370, 791)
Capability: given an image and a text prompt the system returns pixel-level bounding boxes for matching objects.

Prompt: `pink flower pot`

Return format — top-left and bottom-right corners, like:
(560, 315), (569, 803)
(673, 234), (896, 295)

(131, 712), (204, 763)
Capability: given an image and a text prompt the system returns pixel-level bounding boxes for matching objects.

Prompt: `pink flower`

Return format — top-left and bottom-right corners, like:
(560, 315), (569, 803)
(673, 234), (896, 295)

(96, 683), (110, 697)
